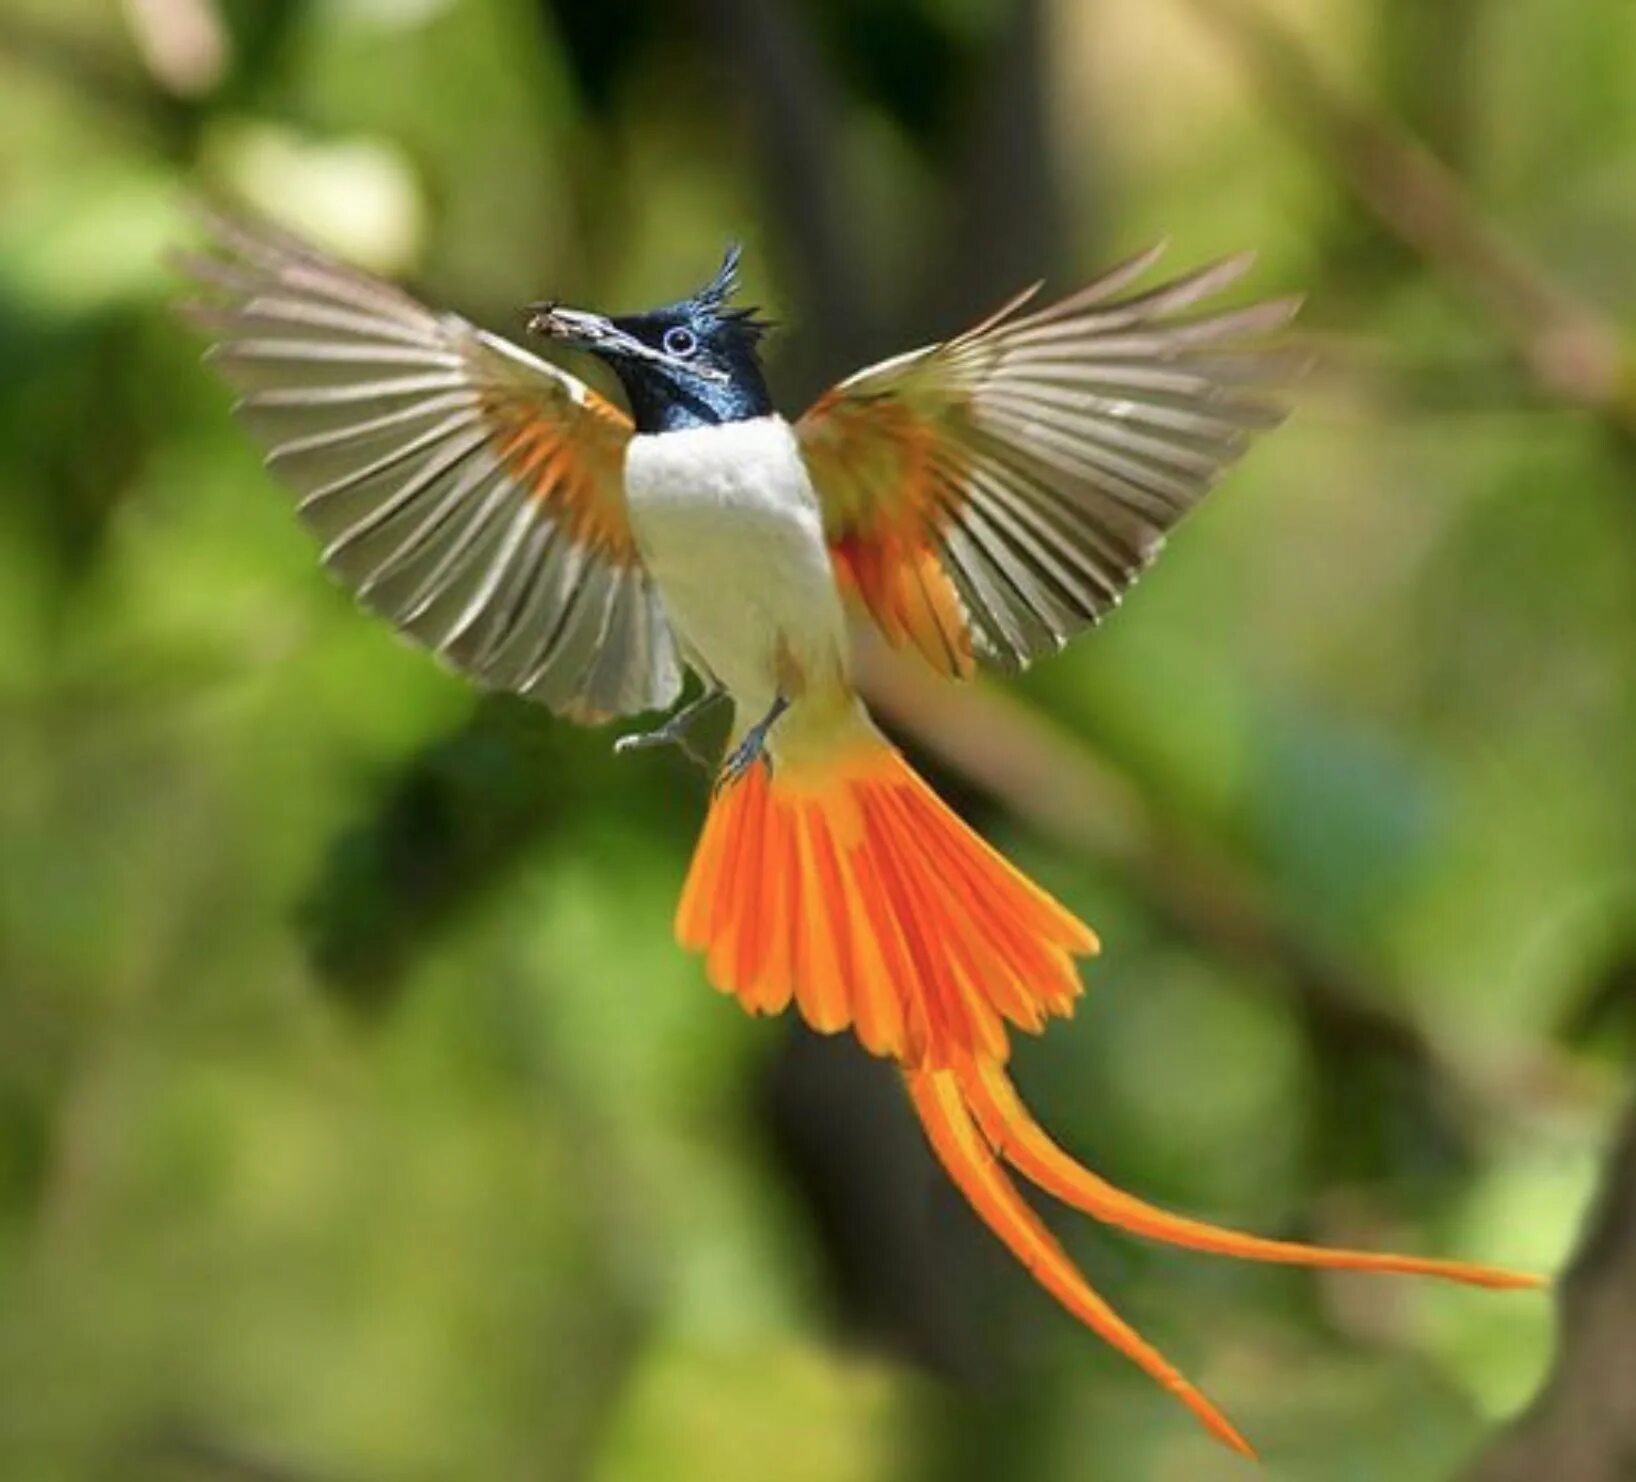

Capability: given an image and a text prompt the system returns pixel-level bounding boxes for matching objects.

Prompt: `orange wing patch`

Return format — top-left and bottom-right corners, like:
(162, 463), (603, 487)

(803, 386), (980, 677)
(797, 247), (1303, 677)
(179, 206), (683, 723)
(831, 532), (974, 678)
(480, 386), (639, 564)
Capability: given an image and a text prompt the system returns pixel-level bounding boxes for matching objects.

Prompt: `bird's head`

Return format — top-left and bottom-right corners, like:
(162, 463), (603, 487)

(527, 243), (774, 434)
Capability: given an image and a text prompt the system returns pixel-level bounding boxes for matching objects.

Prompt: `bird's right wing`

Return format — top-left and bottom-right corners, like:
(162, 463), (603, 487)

(178, 209), (683, 723)
(795, 245), (1300, 678)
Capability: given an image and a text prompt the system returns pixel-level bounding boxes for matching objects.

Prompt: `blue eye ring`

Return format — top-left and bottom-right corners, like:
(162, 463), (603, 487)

(662, 326), (697, 358)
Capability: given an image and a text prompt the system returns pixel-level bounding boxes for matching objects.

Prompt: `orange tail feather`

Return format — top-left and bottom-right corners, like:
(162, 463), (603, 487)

(954, 1055), (1545, 1293)
(676, 710), (1544, 1456)
(905, 1066), (1256, 1460)
(676, 720), (1095, 1064)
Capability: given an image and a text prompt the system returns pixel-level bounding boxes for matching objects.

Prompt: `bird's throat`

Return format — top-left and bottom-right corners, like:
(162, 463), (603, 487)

(616, 358), (775, 434)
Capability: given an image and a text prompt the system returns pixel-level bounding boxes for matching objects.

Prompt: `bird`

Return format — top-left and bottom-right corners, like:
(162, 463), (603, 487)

(177, 208), (1542, 1458)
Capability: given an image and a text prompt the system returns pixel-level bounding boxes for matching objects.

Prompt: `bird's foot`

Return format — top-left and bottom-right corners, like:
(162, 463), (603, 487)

(715, 695), (790, 794)
(614, 688), (725, 771)
(613, 718), (697, 757)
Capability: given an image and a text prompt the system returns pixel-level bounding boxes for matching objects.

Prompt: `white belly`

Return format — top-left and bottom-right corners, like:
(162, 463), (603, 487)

(624, 416), (850, 716)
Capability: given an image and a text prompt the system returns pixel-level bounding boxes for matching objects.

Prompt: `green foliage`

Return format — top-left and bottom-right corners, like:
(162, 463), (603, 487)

(1, 1), (1630, 1478)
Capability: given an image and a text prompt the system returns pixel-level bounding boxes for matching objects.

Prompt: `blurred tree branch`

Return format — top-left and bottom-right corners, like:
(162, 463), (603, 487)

(144, 1425), (356, 1482)
(1181, 0), (1636, 437)
(1464, 1096), (1636, 1482)
(690, 0), (869, 389)
(932, 0), (1068, 330)
(1379, 0), (1484, 171)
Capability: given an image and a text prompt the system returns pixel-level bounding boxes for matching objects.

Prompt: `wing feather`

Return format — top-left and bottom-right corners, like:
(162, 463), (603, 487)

(798, 245), (1297, 676)
(179, 207), (682, 723)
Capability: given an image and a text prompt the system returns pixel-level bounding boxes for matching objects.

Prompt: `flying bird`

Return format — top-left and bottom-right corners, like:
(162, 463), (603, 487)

(178, 210), (1541, 1457)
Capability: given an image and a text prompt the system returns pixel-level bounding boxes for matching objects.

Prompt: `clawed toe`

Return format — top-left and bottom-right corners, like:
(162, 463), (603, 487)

(612, 687), (726, 770)
(714, 695), (789, 792)
(715, 735), (767, 793)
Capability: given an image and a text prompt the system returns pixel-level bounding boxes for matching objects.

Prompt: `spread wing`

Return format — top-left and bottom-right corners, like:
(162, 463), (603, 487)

(796, 245), (1300, 677)
(177, 209), (683, 723)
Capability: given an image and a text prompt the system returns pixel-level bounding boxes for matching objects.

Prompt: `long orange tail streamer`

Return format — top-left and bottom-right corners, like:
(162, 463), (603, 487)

(675, 711), (1543, 1455)
(953, 1054), (1542, 1291)
(905, 1065), (1257, 1458)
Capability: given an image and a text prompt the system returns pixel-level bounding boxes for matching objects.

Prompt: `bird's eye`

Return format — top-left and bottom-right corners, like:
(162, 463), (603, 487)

(662, 326), (698, 358)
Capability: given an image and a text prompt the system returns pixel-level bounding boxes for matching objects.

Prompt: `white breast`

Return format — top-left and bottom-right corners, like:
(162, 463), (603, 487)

(624, 416), (849, 713)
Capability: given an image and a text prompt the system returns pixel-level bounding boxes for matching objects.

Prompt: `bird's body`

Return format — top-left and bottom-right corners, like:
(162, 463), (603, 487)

(625, 414), (848, 737)
(181, 212), (1542, 1460)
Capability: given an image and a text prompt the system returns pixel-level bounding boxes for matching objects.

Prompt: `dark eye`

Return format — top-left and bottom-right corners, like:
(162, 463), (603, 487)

(662, 326), (697, 358)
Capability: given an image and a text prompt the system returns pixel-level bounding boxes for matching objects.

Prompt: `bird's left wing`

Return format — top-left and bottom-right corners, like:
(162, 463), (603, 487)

(795, 245), (1300, 677)
(178, 209), (683, 723)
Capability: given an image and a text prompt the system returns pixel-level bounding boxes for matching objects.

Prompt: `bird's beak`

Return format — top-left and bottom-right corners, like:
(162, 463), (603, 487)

(525, 303), (727, 382)
(527, 303), (615, 346)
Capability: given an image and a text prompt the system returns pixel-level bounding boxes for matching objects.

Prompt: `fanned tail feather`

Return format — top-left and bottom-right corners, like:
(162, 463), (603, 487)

(675, 705), (1544, 1455)
(676, 717), (1096, 1064)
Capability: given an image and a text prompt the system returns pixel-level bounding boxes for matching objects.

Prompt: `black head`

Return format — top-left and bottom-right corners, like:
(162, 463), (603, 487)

(527, 244), (775, 434)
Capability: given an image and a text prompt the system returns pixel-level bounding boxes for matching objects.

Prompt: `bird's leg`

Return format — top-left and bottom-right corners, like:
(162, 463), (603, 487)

(716, 694), (790, 792)
(614, 685), (727, 770)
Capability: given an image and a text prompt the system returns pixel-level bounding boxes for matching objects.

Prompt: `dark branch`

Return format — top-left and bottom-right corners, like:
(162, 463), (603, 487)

(1463, 1098), (1636, 1482)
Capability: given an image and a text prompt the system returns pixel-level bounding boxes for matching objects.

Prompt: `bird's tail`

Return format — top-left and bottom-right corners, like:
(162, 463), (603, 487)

(676, 700), (1093, 1063)
(675, 701), (1543, 1458)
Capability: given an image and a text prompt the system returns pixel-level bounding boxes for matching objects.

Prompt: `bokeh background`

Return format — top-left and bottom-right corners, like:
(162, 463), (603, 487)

(3, 1), (1634, 1479)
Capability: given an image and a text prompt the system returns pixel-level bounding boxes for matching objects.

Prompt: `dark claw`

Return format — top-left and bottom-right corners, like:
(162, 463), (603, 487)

(715, 731), (769, 792)
(714, 695), (789, 793)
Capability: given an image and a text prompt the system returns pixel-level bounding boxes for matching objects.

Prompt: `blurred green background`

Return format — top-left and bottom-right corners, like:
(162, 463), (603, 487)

(2, 1), (1632, 1479)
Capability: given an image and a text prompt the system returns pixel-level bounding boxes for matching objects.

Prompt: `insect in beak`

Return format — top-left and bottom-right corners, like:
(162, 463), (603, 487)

(526, 303), (728, 382)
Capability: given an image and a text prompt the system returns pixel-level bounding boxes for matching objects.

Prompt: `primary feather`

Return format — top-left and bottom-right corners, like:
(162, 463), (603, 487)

(178, 207), (682, 722)
(798, 242), (1302, 675)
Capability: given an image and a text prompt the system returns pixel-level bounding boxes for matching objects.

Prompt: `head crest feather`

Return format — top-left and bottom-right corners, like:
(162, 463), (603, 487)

(695, 242), (743, 311)
(690, 241), (774, 340)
